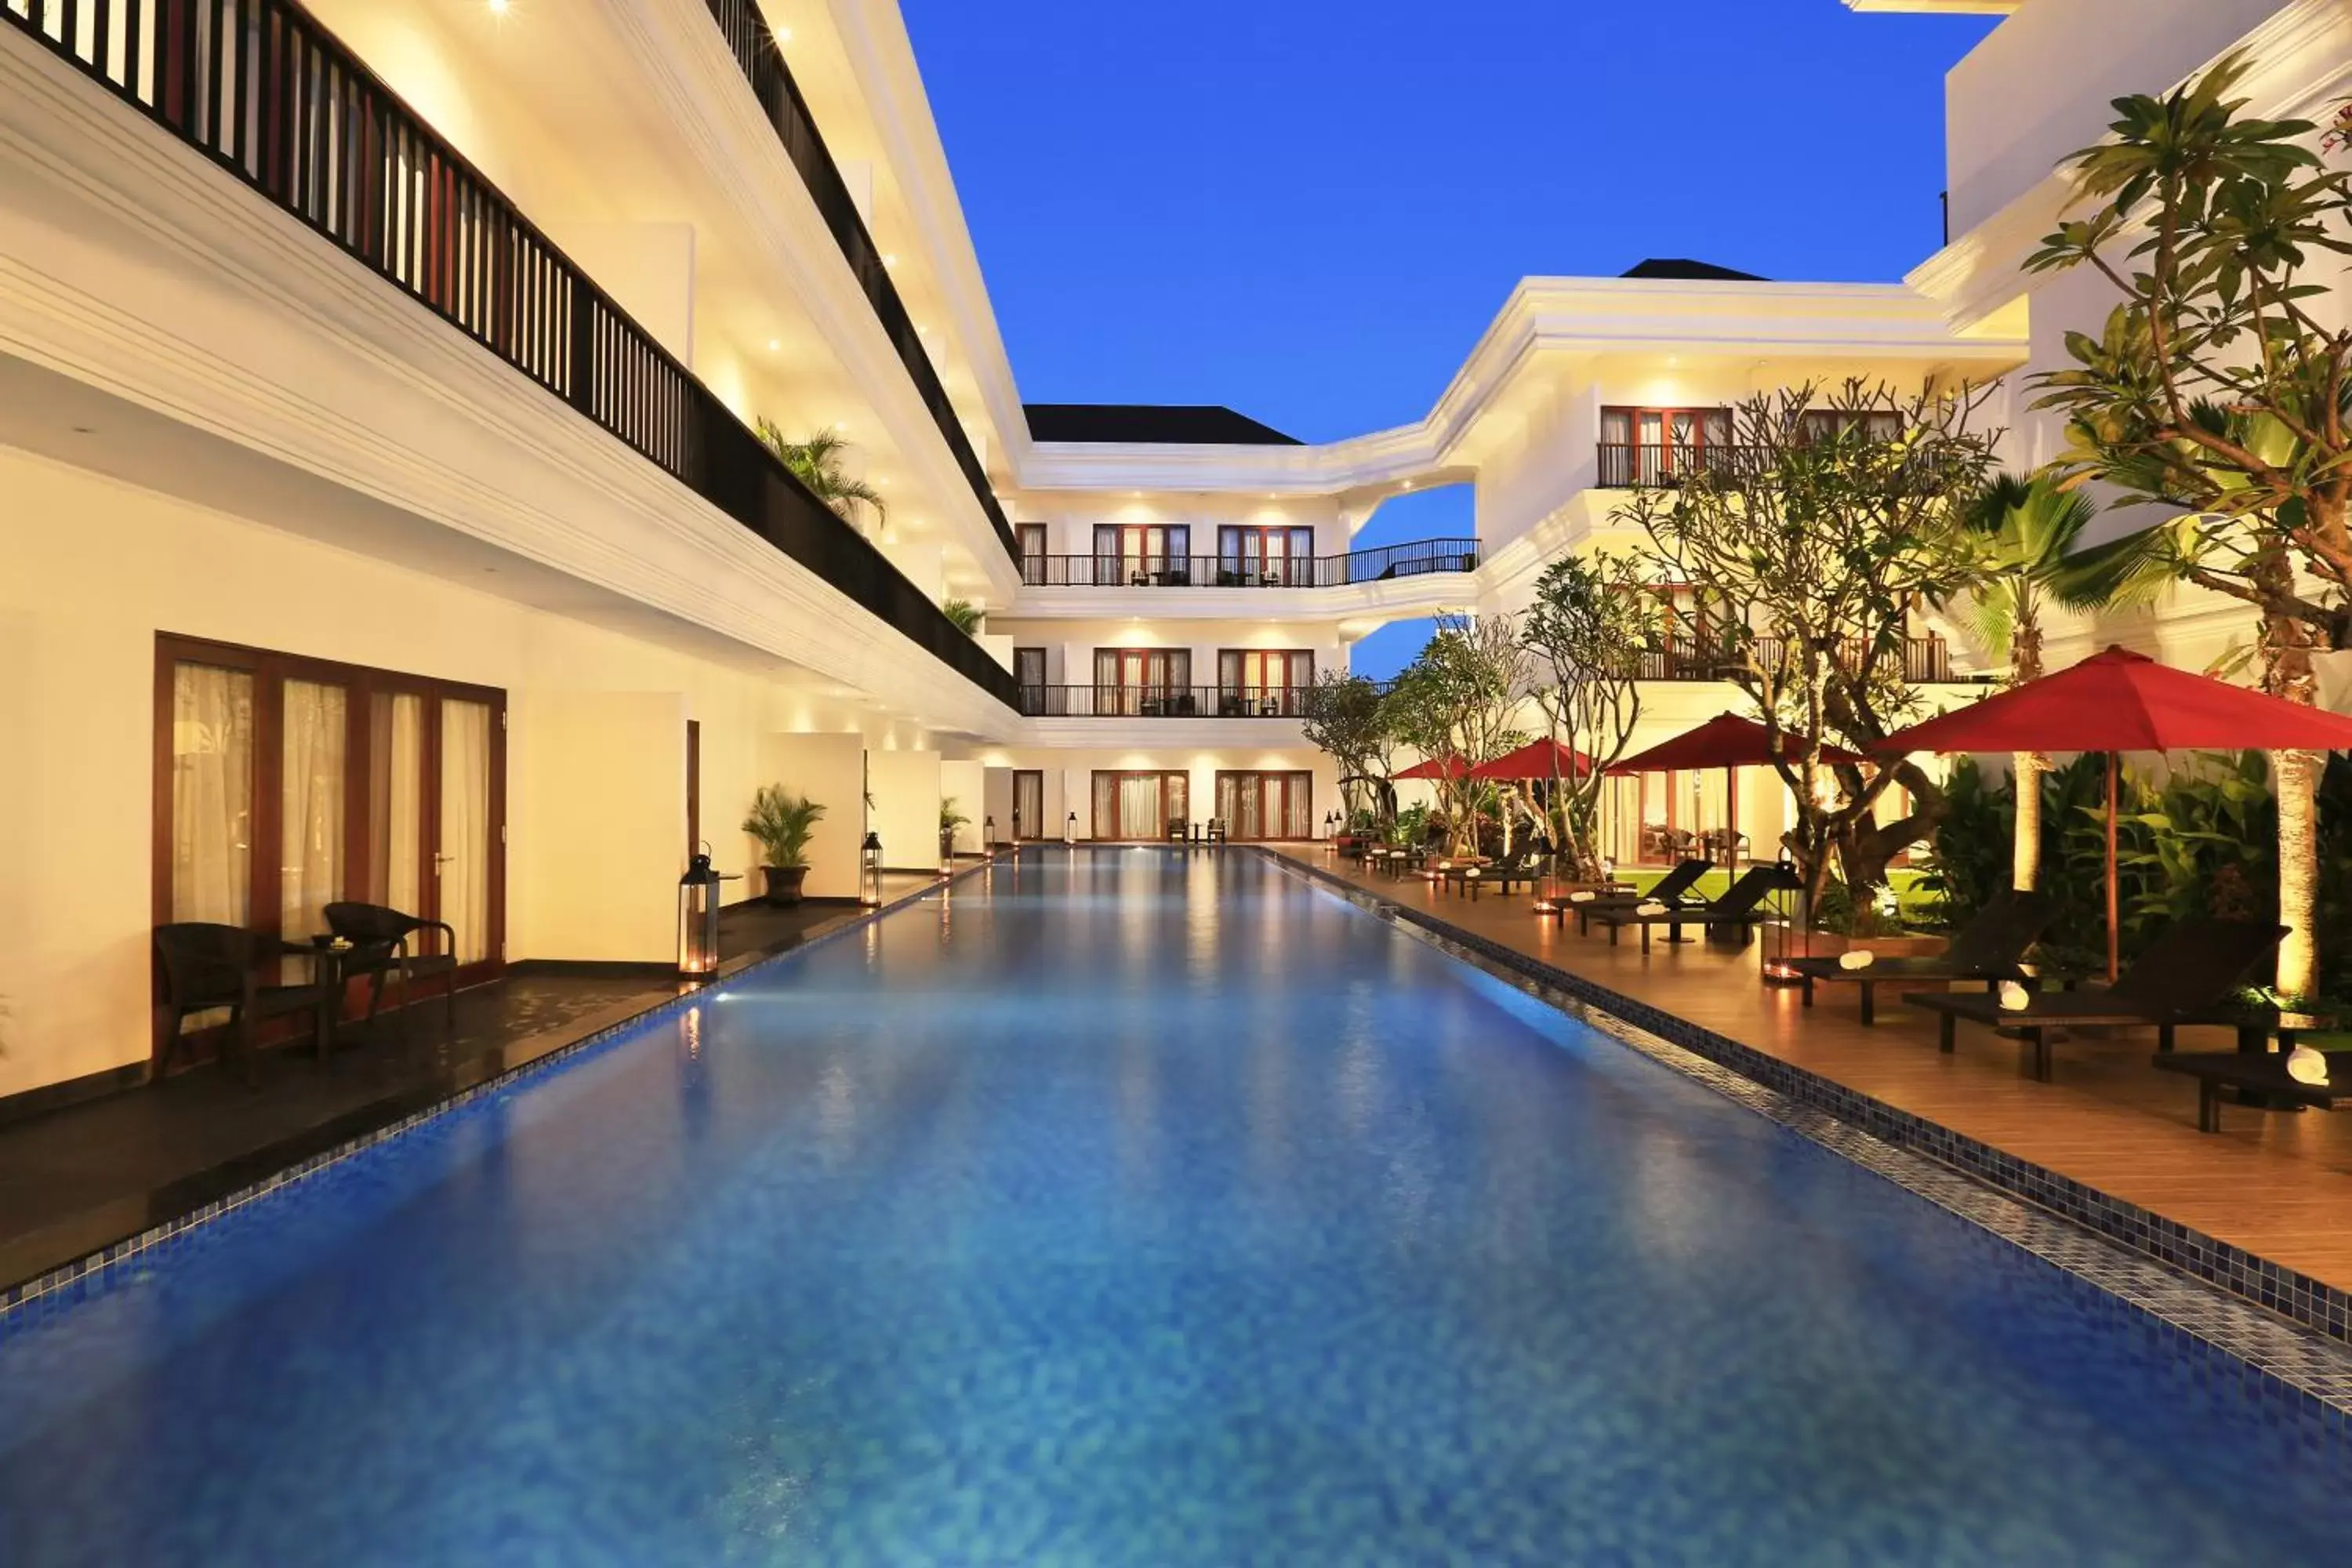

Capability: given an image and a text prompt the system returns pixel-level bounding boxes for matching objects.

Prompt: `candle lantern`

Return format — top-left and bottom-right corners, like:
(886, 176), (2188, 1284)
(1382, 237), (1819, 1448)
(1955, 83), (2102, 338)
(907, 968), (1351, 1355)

(1064, 811), (1077, 845)
(983, 815), (996, 857)
(677, 847), (723, 982)
(938, 821), (956, 876)
(1760, 855), (1809, 983)
(861, 831), (885, 907)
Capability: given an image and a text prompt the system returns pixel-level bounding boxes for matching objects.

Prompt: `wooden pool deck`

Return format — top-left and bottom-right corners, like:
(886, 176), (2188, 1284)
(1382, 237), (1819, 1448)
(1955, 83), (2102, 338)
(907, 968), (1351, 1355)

(1275, 847), (2352, 1302)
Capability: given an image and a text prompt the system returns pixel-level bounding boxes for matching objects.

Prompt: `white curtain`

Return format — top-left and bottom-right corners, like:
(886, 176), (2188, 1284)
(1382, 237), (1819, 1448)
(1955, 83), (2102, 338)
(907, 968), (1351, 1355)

(440, 699), (492, 964)
(1119, 774), (1162, 839)
(280, 682), (347, 969)
(371, 692), (423, 913)
(171, 663), (254, 924)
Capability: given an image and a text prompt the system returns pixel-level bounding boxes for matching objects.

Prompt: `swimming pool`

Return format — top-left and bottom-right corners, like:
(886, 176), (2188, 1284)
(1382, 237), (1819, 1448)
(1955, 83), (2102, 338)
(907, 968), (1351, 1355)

(0, 848), (2346, 1563)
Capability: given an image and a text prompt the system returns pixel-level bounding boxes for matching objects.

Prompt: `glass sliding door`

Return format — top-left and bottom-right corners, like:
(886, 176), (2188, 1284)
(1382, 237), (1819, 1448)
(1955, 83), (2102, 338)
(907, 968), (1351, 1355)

(439, 699), (494, 965)
(1216, 649), (1314, 717)
(369, 692), (425, 914)
(1093, 648), (1192, 716)
(169, 662), (256, 924)
(1011, 771), (1044, 840)
(154, 635), (507, 1065)
(279, 679), (348, 976)
(1215, 771), (1313, 840)
(1090, 771), (1187, 839)
(1217, 527), (1315, 586)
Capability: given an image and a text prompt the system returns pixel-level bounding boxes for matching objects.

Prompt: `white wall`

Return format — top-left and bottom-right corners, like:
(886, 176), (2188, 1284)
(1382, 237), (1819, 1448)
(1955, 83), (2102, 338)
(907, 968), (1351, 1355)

(940, 760), (987, 850)
(1944, 0), (2288, 238)
(0, 443), (869, 1097)
(867, 748), (944, 870)
(517, 692), (685, 962)
(753, 733), (867, 900)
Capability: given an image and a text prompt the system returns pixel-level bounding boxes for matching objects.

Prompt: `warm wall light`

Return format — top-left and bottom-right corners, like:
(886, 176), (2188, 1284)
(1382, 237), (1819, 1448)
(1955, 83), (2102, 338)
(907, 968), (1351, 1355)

(775, 25), (793, 43)
(881, 253), (898, 267)
(487, 0), (510, 13)
(766, 338), (779, 351)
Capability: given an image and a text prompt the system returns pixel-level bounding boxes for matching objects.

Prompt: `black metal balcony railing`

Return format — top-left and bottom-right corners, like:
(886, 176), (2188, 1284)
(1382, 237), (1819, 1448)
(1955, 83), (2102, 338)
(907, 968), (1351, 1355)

(1018, 685), (1309, 719)
(1595, 444), (1769, 488)
(1018, 538), (1479, 589)
(700, 0), (1018, 564)
(4, 0), (1020, 709)
(1635, 637), (1957, 685)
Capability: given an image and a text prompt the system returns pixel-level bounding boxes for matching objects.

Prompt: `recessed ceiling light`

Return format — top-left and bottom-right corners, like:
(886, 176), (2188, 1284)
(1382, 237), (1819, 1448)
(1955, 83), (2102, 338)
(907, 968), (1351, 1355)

(881, 252), (898, 268)
(766, 338), (779, 351)
(775, 25), (793, 43)
(486, 0), (510, 14)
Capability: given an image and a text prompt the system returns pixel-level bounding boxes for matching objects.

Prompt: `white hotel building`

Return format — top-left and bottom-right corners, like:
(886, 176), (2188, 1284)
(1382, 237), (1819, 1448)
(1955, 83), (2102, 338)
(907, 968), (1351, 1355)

(0, 0), (2336, 1105)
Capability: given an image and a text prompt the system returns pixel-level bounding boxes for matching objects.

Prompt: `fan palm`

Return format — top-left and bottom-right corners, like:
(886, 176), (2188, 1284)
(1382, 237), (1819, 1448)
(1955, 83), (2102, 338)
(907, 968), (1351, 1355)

(757, 421), (886, 526)
(1946, 473), (2170, 889)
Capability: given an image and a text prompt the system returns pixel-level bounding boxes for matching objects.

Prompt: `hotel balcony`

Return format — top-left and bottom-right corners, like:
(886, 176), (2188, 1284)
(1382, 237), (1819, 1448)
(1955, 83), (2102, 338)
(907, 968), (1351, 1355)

(1016, 685), (1309, 719)
(1017, 537), (1478, 589)
(0, 0), (1020, 716)
(1637, 637), (1966, 686)
(1595, 444), (1767, 488)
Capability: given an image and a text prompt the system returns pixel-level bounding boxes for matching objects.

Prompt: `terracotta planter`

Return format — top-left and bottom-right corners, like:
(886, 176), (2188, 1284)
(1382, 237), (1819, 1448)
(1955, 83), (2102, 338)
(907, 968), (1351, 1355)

(763, 865), (808, 907)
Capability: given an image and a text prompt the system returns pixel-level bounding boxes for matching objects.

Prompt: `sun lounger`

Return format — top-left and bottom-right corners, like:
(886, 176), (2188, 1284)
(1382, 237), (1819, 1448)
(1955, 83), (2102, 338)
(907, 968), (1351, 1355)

(1571, 859), (1711, 934)
(2151, 1049), (2352, 1132)
(1586, 865), (1791, 953)
(1784, 888), (2056, 1025)
(1903, 920), (2285, 1081)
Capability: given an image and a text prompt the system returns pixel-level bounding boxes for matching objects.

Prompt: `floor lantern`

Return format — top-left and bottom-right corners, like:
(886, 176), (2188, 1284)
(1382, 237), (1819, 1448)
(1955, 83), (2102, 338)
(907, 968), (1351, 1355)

(861, 831), (886, 907)
(983, 815), (996, 857)
(1064, 811), (1077, 845)
(1760, 855), (1809, 984)
(677, 846), (723, 982)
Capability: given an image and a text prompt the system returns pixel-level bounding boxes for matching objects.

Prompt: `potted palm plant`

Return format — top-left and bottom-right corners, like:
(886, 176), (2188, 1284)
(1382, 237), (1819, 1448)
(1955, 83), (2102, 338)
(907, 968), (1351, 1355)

(744, 786), (826, 906)
(755, 421), (884, 530)
(939, 797), (971, 865)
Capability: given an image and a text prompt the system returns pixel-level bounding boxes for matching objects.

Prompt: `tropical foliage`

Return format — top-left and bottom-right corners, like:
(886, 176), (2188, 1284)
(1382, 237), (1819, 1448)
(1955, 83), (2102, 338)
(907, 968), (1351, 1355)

(744, 786), (826, 870)
(1521, 552), (1648, 877)
(2024, 48), (2352, 993)
(756, 422), (886, 527)
(1299, 671), (1402, 826)
(941, 597), (984, 635)
(1617, 379), (1999, 901)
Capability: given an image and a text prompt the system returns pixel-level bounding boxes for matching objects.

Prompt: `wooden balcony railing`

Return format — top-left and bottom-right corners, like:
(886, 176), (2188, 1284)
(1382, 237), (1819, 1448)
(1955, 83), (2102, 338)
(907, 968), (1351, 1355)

(2, 0), (1020, 709)
(699, 0), (1018, 562)
(1595, 444), (1769, 488)
(1016, 538), (1479, 589)
(1018, 685), (1310, 718)
(1635, 637), (1961, 684)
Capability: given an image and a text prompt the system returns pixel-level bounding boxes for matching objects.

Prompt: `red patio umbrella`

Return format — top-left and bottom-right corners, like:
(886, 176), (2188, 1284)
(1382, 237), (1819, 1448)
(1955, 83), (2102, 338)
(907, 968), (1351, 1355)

(1466, 738), (1596, 780)
(1607, 713), (1866, 871)
(1395, 754), (1473, 781)
(1876, 646), (2352, 981)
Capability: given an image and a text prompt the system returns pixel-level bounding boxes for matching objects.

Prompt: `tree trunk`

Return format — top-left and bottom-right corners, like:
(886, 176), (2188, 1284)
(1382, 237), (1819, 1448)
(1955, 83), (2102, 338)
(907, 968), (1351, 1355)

(2277, 748), (2320, 1000)
(2012, 753), (2044, 891)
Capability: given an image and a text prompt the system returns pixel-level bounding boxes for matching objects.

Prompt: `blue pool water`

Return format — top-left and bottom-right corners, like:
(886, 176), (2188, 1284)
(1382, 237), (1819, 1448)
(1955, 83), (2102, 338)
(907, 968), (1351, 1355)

(0, 850), (2347, 1564)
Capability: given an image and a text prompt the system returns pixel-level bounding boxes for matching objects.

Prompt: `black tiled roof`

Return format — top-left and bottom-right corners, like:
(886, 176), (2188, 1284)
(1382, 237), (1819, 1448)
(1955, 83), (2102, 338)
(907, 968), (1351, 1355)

(1024, 404), (1304, 445)
(1618, 258), (1768, 282)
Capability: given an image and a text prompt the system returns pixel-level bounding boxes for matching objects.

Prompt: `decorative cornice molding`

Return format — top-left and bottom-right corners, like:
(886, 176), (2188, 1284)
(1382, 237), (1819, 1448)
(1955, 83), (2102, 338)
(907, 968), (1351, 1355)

(0, 25), (1012, 741)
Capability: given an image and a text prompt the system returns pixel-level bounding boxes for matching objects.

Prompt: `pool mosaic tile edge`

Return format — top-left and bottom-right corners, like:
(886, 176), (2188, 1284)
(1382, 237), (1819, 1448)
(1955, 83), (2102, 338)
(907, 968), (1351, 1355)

(1269, 851), (2352, 1423)
(0, 866), (991, 1320)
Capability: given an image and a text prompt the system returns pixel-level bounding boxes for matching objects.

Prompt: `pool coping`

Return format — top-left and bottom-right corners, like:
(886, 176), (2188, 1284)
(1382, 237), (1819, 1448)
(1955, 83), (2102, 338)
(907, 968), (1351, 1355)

(0, 862), (992, 1319)
(1267, 848), (2352, 1425)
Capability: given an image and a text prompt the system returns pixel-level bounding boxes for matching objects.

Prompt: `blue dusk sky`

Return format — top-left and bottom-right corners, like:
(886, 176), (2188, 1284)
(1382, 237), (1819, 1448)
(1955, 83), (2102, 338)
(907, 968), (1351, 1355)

(902, 0), (2002, 676)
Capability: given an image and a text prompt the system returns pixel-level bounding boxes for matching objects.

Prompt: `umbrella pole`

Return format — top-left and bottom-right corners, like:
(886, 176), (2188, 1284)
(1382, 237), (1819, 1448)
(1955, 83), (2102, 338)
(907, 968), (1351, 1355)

(1726, 764), (1739, 872)
(2105, 752), (2120, 985)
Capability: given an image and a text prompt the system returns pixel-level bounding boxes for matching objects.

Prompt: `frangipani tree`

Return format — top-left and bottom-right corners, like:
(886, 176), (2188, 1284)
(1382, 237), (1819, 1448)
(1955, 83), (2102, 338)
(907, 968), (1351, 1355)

(1385, 613), (1528, 853)
(2026, 48), (2352, 996)
(1521, 552), (1648, 877)
(1621, 379), (1998, 902)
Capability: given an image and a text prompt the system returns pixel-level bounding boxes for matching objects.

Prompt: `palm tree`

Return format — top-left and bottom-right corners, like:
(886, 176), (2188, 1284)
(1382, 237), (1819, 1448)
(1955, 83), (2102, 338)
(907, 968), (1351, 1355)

(1947, 473), (2169, 890)
(756, 421), (885, 528)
